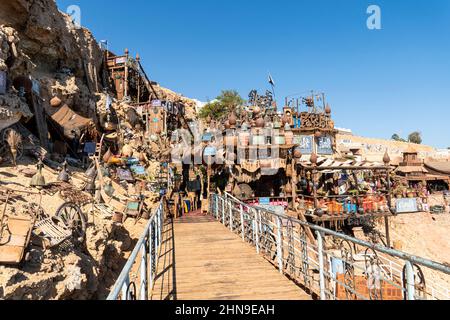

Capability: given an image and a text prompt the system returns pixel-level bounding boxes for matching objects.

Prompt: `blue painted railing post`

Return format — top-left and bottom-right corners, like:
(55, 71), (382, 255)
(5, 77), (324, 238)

(276, 217), (283, 274)
(316, 231), (326, 300)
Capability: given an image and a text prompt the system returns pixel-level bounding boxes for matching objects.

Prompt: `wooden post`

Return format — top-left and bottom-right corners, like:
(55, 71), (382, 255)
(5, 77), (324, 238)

(291, 160), (297, 204)
(312, 169), (318, 209)
(124, 48), (129, 99)
(384, 217), (391, 248)
(136, 54), (141, 104)
(30, 93), (50, 150)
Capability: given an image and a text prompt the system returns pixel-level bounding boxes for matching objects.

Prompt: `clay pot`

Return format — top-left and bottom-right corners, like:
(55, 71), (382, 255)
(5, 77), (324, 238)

(294, 148), (302, 159)
(50, 96), (62, 108)
(229, 112), (237, 126)
(325, 103), (332, 115)
(255, 117), (265, 128)
(253, 106), (261, 115)
(383, 151), (391, 165)
(315, 131), (322, 138)
(224, 121), (231, 130)
(310, 152), (318, 164)
(285, 183), (293, 194)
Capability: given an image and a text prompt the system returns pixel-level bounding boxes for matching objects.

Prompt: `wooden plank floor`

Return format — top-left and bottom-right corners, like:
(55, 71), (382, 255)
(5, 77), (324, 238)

(151, 215), (311, 300)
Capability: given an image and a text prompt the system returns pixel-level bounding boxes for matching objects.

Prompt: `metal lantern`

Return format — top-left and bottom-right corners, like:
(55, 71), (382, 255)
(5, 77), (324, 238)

(85, 164), (97, 179)
(30, 159), (46, 188)
(57, 160), (70, 182)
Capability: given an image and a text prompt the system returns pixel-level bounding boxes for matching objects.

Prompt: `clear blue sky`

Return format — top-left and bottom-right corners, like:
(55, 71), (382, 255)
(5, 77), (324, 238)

(56, 0), (450, 148)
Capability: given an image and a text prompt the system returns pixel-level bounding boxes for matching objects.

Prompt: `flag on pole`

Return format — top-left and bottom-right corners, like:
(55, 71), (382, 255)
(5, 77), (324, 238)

(268, 74), (275, 87)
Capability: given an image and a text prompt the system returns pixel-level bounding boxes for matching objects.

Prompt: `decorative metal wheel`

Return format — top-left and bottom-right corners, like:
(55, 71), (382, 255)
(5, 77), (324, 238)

(339, 240), (357, 300)
(402, 263), (427, 300)
(55, 202), (87, 243)
(364, 248), (383, 300)
(125, 282), (137, 300)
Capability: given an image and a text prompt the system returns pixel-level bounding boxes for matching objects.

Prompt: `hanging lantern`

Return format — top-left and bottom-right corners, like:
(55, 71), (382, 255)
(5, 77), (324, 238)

(294, 148), (302, 159)
(315, 131), (322, 138)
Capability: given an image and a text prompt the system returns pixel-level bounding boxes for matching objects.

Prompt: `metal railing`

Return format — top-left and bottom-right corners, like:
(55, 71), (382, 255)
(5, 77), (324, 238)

(210, 193), (450, 300)
(107, 199), (165, 300)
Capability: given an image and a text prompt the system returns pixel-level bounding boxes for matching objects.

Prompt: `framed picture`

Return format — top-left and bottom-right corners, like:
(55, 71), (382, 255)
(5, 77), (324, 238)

(294, 135), (313, 154)
(396, 198), (419, 214)
(316, 135), (333, 155)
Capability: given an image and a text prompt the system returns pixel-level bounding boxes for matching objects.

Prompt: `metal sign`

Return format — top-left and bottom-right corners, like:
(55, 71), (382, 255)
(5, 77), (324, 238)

(316, 135), (333, 155)
(115, 57), (127, 64)
(0, 71), (6, 95)
(396, 198), (419, 214)
(152, 100), (162, 107)
(294, 135), (313, 154)
(259, 197), (270, 205)
(202, 133), (213, 142)
(203, 146), (217, 157)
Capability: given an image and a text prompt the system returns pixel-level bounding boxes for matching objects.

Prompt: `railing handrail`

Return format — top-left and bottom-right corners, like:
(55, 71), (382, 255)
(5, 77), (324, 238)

(107, 199), (164, 300)
(223, 192), (450, 276)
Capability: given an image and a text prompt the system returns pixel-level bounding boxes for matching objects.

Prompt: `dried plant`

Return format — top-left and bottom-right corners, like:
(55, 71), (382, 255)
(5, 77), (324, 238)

(6, 130), (22, 149)
(6, 130), (22, 166)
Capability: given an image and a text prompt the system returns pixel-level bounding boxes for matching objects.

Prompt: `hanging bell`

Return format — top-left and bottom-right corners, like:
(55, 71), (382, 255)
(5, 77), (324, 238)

(58, 161), (70, 183)
(30, 159), (46, 188)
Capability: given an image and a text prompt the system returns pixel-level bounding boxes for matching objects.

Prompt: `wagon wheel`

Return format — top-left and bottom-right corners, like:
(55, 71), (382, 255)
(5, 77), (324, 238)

(55, 202), (87, 243)
(1, 128), (24, 161)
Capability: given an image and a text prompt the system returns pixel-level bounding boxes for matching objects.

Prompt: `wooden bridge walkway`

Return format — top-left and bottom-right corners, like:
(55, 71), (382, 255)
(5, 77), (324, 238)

(151, 214), (311, 300)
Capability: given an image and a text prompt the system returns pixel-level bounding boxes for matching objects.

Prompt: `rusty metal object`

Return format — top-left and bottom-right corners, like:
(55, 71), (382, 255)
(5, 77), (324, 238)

(44, 182), (93, 206)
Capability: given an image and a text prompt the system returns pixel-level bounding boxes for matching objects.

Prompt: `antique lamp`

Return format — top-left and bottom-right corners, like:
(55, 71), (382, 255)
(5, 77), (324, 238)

(30, 159), (46, 188)
(58, 160), (70, 182)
